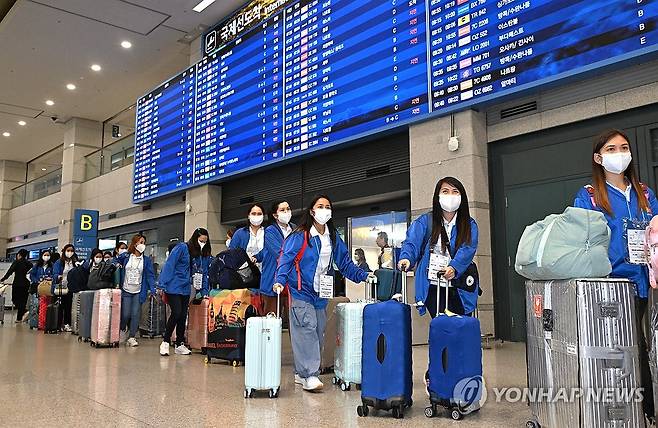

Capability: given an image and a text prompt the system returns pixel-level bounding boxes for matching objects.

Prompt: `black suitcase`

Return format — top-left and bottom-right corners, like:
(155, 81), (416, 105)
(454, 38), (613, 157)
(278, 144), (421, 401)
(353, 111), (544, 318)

(44, 299), (61, 334)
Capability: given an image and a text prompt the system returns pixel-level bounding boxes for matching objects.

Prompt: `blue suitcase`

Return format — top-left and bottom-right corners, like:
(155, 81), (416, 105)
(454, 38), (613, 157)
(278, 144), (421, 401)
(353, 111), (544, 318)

(425, 285), (483, 421)
(358, 274), (413, 419)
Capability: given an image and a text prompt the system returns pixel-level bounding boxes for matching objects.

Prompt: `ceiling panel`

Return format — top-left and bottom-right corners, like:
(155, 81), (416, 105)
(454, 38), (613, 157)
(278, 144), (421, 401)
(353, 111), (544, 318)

(128, 0), (246, 32)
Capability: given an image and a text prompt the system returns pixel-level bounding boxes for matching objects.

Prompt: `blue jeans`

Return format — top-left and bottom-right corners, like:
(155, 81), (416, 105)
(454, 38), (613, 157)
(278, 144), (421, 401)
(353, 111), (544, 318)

(120, 291), (141, 338)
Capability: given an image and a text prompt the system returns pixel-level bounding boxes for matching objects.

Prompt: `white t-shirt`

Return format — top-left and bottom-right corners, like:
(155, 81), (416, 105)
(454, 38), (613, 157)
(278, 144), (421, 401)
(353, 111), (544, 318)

(279, 223), (292, 239)
(123, 254), (144, 294)
(430, 216), (457, 286)
(310, 225), (332, 292)
(61, 261), (74, 287)
(246, 227), (265, 258)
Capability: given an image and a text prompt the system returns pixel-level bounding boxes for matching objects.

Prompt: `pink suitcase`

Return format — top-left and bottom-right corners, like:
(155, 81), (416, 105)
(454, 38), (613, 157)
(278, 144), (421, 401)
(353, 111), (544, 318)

(646, 215), (658, 289)
(90, 289), (121, 348)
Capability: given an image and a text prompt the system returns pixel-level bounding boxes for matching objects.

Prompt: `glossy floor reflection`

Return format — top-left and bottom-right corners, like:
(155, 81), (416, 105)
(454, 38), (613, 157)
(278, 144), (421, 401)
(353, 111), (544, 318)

(0, 310), (531, 427)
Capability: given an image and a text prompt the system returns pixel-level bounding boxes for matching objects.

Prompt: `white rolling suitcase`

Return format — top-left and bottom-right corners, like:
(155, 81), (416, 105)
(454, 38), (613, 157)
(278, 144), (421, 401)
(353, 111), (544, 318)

(332, 276), (377, 391)
(244, 292), (282, 398)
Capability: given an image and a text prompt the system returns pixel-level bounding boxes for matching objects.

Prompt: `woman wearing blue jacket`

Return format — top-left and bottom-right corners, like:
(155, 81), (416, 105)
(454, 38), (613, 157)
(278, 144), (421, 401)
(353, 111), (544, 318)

(52, 244), (79, 332)
(158, 228), (212, 357)
(30, 250), (53, 294)
(229, 203), (266, 266)
(115, 234), (156, 347)
(573, 129), (658, 421)
(399, 177), (479, 317)
(274, 195), (371, 392)
(261, 200), (296, 318)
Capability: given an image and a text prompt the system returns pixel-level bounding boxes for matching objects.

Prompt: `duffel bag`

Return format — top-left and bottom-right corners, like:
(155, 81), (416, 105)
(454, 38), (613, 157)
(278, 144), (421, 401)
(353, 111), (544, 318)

(37, 280), (53, 296)
(87, 261), (117, 290)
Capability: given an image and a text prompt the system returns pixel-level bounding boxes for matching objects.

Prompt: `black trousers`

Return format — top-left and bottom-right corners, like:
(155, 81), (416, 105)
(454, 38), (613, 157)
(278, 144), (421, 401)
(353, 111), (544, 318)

(425, 283), (468, 318)
(164, 293), (190, 346)
(636, 297), (655, 418)
(60, 293), (72, 326)
(12, 285), (29, 320)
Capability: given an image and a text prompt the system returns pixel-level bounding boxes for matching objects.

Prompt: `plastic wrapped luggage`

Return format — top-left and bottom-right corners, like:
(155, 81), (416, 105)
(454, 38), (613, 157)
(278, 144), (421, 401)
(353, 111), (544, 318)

(321, 296), (350, 374)
(515, 207), (612, 280)
(649, 288), (658, 422)
(244, 293), (282, 398)
(28, 293), (39, 329)
(187, 298), (209, 351)
(358, 273), (413, 419)
(139, 290), (166, 338)
(526, 279), (645, 428)
(425, 285), (482, 421)
(71, 292), (80, 335)
(44, 299), (61, 334)
(78, 290), (95, 342)
(38, 295), (51, 330)
(205, 289), (258, 365)
(90, 289), (121, 348)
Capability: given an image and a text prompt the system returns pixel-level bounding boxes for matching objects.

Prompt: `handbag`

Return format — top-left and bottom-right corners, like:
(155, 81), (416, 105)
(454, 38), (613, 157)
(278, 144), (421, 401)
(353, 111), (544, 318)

(37, 280), (53, 296)
(447, 245), (481, 295)
(53, 283), (69, 296)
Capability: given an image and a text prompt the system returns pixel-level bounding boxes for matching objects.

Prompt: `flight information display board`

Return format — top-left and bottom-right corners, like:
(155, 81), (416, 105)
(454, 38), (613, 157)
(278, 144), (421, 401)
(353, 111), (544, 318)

(134, 0), (658, 202)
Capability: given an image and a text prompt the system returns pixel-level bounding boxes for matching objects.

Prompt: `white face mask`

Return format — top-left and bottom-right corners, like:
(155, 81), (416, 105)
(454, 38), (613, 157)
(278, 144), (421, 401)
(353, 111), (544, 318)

(118, 248), (127, 255)
(439, 194), (462, 213)
(278, 211), (292, 225)
(313, 208), (332, 226)
(136, 244), (146, 254)
(225, 239), (231, 248)
(65, 251), (74, 258)
(198, 240), (206, 249)
(94, 257), (103, 264)
(249, 214), (264, 227)
(42, 256), (50, 262)
(601, 152), (632, 175)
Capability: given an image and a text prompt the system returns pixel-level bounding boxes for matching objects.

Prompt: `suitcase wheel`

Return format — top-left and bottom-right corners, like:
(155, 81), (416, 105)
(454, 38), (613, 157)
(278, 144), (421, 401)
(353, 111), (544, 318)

(356, 405), (369, 417)
(392, 406), (404, 419)
(424, 406), (436, 418)
(450, 408), (463, 421)
(244, 389), (254, 399)
(331, 377), (338, 385)
(231, 360), (240, 367)
(268, 388), (279, 399)
(526, 422), (540, 428)
(339, 382), (350, 392)
(204, 356), (211, 365)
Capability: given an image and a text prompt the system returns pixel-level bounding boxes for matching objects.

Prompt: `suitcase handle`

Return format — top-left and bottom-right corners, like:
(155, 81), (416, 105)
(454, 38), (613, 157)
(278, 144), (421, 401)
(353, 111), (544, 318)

(366, 275), (378, 302)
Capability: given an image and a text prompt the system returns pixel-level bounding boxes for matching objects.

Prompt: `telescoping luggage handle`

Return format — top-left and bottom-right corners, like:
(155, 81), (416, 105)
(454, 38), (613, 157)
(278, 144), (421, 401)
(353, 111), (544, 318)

(366, 275), (377, 302)
(272, 288), (281, 319)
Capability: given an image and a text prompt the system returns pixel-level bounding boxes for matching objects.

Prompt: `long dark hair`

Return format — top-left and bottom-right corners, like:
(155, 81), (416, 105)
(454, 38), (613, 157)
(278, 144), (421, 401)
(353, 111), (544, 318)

(269, 200), (288, 223)
(432, 177), (472, 253)
(188, 227), (211, 258)
(246, 203), (266, 229)
(591, 129), (649, 216)
(35, 250), (53, 268)
(17, 249), (28, 260)
(295, 194), (336, 246)
(61, 244), (78, 264)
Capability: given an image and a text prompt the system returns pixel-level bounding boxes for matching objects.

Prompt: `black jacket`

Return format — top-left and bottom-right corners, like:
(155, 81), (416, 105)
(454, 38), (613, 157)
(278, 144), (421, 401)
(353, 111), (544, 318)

(1, 259), (33, 287)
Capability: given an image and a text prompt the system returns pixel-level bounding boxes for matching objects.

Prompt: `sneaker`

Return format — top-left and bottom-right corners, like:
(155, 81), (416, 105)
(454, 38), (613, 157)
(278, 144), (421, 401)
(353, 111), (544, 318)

(126, 337), (139, 347)
(174, 344), (192, 355)
(302, 376), (324, 391)
(294, 374), (304, 385)
(159, 341), (170, 356)
(63, 324), (72, 332)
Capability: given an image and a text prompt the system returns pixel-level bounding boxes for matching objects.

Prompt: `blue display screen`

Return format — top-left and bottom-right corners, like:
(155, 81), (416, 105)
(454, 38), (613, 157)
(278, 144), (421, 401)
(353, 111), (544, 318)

(133, 0), (658, 202)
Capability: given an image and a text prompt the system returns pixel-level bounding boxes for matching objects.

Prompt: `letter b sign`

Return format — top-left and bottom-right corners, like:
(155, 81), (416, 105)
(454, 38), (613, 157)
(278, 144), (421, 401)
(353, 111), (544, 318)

(80, 215), (93, 231)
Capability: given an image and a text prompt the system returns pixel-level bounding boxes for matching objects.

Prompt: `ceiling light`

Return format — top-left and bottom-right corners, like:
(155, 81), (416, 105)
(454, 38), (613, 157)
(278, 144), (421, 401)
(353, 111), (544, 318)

(2, 132), (10, 137)
(91, 64), (102, 72)
(121, 40), (132, 49)
(69, 143), (75, 147)
(18, 121), (26, 126)
(41, 168), (47, 171)
(193, 0), (216, 12)
(66, 83), (76, 90)
(45, 100), (54, 106)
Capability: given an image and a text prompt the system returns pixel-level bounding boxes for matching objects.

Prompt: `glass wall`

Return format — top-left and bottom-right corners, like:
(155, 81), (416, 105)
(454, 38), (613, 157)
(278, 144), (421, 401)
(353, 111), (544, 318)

(348, 211), (408, 271)
(11, 168), (63, 208)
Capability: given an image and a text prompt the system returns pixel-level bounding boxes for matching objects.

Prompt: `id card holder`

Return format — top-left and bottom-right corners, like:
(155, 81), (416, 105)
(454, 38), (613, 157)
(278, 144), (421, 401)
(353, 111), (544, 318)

(428, 251), (450, 281)
(624, 218), (649, 265)
(192, 272), (203, 290)
(319, 274), (334, 299)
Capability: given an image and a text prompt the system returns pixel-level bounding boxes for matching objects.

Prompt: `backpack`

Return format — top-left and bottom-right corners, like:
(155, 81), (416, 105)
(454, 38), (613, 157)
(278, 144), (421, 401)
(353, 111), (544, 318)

(67, 265), (89, 293)
(87, 261), (117, 290)
(209, 248), (261, 290)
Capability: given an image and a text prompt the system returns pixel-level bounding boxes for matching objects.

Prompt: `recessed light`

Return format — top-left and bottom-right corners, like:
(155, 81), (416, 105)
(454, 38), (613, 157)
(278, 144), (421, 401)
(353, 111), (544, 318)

(45, 100), (54, 106)
(193, 0), (216, 12)
(2, 132), (10, 137)
(69, 143), (75, 147)
(121, 40), (132, 49)
(91, 64), (102, 72)
(18, 121), (26, 126)
(41, 168), (47, 171)
(66, 83), (76, 90)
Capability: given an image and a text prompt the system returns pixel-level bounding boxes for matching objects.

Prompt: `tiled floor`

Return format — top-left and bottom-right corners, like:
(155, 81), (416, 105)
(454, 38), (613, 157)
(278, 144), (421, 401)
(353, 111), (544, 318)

(0, 310), (532, 427)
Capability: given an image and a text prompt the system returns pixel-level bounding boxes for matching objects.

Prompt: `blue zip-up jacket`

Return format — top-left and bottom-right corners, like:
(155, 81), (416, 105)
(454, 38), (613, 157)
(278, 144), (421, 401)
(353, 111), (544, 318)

(399, 213), (479, 315)
(115, 252), (157, 304)
(574, 183), (658, 299)
(159, 243), (210, 297)
(229, 226), (265, 263)
(260, 223), (296, 297)
(30, 264), (53, 284)
(53, 258), (81, 283)
(275, 229), (369, 309)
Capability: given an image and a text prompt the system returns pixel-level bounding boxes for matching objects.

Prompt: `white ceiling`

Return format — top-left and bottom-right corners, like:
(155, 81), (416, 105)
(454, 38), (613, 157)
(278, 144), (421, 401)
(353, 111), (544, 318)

(0, 0), (244, 162)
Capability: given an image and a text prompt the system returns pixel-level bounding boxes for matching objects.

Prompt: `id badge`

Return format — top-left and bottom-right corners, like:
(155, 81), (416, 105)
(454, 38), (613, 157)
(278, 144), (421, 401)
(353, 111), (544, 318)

(319, 274), (334, 299)
(193, 272), (203, 290)
(428, 252), (450, 281)
(624, 218), (649, 265)
(127, 269), (141, 285)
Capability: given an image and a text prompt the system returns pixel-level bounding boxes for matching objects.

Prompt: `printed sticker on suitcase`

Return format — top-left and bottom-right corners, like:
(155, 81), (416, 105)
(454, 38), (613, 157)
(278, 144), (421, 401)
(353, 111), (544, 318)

(533, 295), (543, 318)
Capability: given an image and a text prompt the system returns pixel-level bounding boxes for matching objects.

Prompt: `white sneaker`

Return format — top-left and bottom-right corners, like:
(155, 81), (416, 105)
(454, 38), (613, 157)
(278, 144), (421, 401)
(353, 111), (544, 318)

(126, 337), (139, 347)
(294, 374), (304, 385)
(302, 376), (324, 391)
(63, 324), (72, 332)
(159, 341), (170, 356)
(174, 344), (192, 355)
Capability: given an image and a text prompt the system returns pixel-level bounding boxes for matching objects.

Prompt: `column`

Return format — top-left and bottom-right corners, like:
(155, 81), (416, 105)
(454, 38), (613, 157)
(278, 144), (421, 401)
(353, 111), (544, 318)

(0, 161), (28, 255)
(408, 109), (494, 335)
(57, 118), (103, 249)
(184, 184), (227, 250)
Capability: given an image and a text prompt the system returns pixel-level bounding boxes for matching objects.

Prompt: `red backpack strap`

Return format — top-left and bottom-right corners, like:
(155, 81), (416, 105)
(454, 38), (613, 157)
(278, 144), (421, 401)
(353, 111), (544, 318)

(640, 183), (653, 216)
(584, 184), (597, 208)
(293, 231), (309, 291)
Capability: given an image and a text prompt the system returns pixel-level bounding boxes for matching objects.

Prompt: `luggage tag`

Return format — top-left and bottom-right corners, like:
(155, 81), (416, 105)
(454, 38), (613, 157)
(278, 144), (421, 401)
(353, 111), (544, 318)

(624, 218), (649, 265)
(191, 259), (203, 291)
(319, 274), (334, 299)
